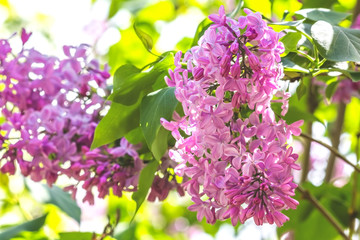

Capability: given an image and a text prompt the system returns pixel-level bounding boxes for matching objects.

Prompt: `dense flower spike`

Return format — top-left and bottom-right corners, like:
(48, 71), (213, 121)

(162, 6), (303, 226)
(0, 30), (183, 203)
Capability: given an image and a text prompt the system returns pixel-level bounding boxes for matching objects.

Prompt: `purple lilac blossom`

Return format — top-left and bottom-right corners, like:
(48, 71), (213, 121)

(162, 6), (303, 226)
(331, 79), (360, 104)
(0, 29), (183, 204)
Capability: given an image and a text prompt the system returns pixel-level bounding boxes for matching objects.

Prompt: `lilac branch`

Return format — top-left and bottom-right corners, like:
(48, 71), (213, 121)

(300, 133), (360, 173)
(324, 102), (346, 182)
(297, 186), (349, 240)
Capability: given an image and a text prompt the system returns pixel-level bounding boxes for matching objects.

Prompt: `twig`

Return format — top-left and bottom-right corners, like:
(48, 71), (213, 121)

(297, 185), (349, 240)
(300, 121), (312, 183)
(300, 133), (360, 173)
(300, 81), (318, 183)
(353, 0), (360, 26)
(324, 102), (346, 182)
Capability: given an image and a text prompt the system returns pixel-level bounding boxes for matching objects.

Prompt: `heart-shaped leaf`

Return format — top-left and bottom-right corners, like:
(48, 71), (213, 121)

(296, 8), (350, 25)
(311, 21), (360, 62)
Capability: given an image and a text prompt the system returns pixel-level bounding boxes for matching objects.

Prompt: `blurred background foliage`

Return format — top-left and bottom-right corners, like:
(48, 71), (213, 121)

(0, 0), (359, 239)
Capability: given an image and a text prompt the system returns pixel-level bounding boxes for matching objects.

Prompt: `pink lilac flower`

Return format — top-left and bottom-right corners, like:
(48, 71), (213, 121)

(0, 30), (183, 203)
(331, 79), (360, 104)
(162, 6), (302, 226)
(148, 153), (185, 202)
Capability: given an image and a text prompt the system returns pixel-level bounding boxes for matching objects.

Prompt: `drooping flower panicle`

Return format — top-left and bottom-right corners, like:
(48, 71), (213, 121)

(0, 29), (183, 203)
(162, 6), (303, 226)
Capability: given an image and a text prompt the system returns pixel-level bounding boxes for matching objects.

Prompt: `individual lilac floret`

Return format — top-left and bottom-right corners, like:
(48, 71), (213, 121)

(162, 6), (302, 226)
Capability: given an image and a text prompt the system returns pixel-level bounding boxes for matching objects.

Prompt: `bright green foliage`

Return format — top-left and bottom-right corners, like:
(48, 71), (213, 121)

(296, 79), (307, 100)
(114, 224), (137, 240)
(282, 55), (310, 74)
(296, 8), (350, 25)
(277, 183), (345, 240)
(301, 0), (337, 8)
(311, 21), (360, 62)
(133, 23), (154, 54)
(131, 160), (160, 217)
(59, 232), (93, 240)
(280, 31), (302, 55)
(140, 87), (178, 160)
(191, 18), (213, 47)
(0, 215), (48, 240)
(109, 53), (174, 105)
(44, 185), (81, 224)
(92, 53), (175, 149)
(91, 101), (140, 149)
(325, 81), (339, 100)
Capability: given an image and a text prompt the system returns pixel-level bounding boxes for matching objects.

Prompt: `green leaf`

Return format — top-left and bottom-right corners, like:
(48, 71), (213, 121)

(92, 54), (174, 149)
(91, 101), (140, 149)
(113, 64), (141, 91)
(191, 18), (213, 47)
(296, 80), (307, 100)
(59, 232), (93, 240)
(269, 19), (305, 32)
(277, 183), (347, 239)
(124, 127), (145, 145)
(272, 103), (321, 124)
(176, 37), (192, 52)
(325, 81), (339, 100)
(311, 21), (360, 62)
(44, 185), (81, 223)
(131, 160), (160, 217)
(109, 72), (153, 105)
(281, 53), (311, 81)
(0, 214), (47, 240)
(286, 106), (322, 123)
(282, 57), (310, 73)
(338, 69), (360, 82)
(280, 31), (302, 55)
(227, 0), (244, 18)
(109, 53), (174, 105)
(296, 8), (350, 25)
(140, 87), (178, 160)
(301, 0), (337, 9)
(114, 224), (137, 240)
(133, 22), (154, 53)
(270, 21), (314, 51)
(151, 126), (170, 161)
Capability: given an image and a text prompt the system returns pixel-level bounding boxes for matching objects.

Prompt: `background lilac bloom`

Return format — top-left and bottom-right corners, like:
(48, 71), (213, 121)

(0, 30), (184, 204)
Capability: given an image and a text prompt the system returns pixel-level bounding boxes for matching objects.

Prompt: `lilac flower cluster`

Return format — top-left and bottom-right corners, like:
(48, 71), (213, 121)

(332, 79), (360, 104)
(148, 153), (185, 201)
(161, 7), (303, 226)
(0, 29), (147, 203)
